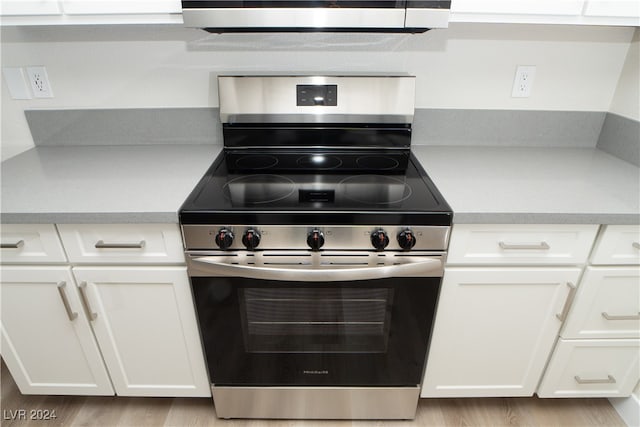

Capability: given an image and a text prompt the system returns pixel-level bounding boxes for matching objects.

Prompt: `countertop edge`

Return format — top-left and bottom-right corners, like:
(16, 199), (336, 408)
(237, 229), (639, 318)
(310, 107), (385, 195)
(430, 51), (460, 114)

(0, 212), (180, 225)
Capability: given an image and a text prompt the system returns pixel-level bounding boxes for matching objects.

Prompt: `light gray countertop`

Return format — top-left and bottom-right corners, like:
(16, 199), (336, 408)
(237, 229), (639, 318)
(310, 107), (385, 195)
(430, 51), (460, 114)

(413, 146), (640, 225)
(1, 144), (638, 225)
(1, 144), (222, 224)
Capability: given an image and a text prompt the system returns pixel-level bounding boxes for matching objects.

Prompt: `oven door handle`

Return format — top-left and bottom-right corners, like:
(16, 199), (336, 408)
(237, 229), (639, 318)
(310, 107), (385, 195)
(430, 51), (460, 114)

(190, 257), (443, 282)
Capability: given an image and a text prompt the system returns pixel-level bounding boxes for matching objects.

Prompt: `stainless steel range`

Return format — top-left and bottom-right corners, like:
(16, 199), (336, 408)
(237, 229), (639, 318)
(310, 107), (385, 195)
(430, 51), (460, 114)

(180, 75), (452, 420)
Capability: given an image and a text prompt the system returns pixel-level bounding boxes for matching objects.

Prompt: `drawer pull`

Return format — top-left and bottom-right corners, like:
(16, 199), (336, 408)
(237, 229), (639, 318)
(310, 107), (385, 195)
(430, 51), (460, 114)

(602, 312), (640, 321)
(499, 241), (550, 250)
(574, 375), (616, 385)
(0, 240), (24, 249)
(56, 282), (78, 322)
(632, 242), (640, 250)
(95, 240), (145, 249)
(556, 282), (578, 321)
(78, 282), (97, 321)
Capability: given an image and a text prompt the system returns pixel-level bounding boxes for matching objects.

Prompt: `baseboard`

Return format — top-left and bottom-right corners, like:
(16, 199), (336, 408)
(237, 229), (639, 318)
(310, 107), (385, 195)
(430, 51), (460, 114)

(610, 394), (640, 427)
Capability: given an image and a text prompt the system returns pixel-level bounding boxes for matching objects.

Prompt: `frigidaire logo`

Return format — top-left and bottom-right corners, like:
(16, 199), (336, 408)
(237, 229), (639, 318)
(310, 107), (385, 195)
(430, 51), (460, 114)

(303, 370), (329, 375)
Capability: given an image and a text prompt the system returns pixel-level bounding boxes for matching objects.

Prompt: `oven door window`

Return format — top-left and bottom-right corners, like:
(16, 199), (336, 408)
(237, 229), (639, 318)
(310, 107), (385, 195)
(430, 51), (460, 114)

(240, 287), (393, 353)
(191, 277), (440, 387)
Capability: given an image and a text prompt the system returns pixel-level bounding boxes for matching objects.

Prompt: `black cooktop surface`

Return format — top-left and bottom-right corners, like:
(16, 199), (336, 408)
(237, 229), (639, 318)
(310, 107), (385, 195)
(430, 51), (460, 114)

(180, 151), (452, 226)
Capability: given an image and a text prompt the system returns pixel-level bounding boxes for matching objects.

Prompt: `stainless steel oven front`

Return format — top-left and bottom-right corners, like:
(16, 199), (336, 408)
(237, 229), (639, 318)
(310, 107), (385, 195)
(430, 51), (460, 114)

(184, 224), (448, 419)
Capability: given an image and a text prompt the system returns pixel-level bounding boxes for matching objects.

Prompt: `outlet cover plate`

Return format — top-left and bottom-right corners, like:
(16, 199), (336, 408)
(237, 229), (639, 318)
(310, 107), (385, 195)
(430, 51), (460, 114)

(26, 66), (54, 98)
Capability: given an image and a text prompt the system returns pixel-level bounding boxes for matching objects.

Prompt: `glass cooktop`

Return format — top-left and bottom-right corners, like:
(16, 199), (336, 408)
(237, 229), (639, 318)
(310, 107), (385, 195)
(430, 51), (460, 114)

(180, 151), (452, 226)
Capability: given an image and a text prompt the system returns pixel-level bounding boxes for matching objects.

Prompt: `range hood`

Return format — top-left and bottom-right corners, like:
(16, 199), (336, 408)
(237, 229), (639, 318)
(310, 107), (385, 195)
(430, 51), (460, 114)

(182, 1), (450, 33)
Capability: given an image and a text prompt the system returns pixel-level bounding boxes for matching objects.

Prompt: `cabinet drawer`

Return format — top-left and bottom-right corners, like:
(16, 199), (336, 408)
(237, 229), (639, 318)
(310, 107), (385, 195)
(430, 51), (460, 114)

(0, 224), (67, 264)
(537, 339), (640, 398)
(57, 224), (184, 264)
(447, 224), (599, 265)
(591, 225), (640, 265)
(562, 267), (640, 339)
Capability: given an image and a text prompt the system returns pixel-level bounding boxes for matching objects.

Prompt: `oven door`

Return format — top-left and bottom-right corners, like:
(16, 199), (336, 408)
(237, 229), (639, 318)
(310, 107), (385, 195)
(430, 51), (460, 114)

(187, 251), (443, 387)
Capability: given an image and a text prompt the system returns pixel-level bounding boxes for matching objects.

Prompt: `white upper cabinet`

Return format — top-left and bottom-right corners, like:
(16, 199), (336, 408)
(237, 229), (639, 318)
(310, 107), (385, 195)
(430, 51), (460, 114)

(584, 0), (640, 17)
(61, 0), (181, 15)
(452, 0), (584, 16)
(0, 0), (60, 15)
(0, 0), (182, 24)
(450, 0), (640, 26)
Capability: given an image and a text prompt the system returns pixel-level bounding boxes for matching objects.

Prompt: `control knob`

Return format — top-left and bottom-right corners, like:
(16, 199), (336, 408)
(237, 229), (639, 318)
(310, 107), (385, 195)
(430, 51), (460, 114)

(307, 228), (325, 251)
(215, 228), (234, 250)
(370, 229), (389, 251)
(242, 228), (261, 250)
(397, 229), (417, 251)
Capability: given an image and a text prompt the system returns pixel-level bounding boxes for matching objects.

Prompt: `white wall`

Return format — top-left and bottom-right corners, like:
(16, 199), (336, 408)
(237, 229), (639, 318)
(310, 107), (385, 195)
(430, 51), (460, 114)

(1, 23), (634, 160)
(610, 28), (639, 121)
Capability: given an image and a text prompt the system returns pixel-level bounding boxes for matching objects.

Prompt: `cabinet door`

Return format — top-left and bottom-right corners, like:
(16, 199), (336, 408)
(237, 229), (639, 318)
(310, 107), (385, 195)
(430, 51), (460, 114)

(61, 0), (181, 15)
(421, 267), (581, 397)
(584, 1), (640, 18)
(538, 339), (640, 397)
(0, 267), (113, 395)
(562, 267), (640, 339)
(72, 267), (210, 397)
(451, 0), (584, 15)
(0, 0), (61, 15)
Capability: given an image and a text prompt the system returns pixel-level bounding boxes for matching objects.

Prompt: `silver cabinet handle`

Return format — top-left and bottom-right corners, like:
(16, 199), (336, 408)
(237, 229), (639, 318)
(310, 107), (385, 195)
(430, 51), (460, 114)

(632, 242), (640, 250)
(556, 282), (578, 321)
(95, 240), (145, 249)
(191, 257), (443, 282)
(602, 312), (640, 321)
(574, 375), (616, 385)
(499, 241), (550, 250)
(1, 240), (24, 249)
(56, 281), (78, 322)
(78, 281), (97, 321)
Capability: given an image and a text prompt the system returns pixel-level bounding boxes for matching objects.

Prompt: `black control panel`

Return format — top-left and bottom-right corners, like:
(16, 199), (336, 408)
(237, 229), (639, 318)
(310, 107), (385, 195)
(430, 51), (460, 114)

(296, 84), (337, 106)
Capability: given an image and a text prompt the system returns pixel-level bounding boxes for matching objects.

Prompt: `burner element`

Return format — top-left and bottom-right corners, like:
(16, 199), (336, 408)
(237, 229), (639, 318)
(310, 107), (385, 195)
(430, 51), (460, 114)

(340, 175), (412, 205)
(223, 175), (295, 205)
(356, 156), (400, 171)
(235, 155), (279, 170)
(297, 155), (342, 170)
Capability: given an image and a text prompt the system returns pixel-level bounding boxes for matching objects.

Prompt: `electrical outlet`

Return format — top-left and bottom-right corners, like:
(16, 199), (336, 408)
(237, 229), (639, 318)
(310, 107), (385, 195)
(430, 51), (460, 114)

(26, 66), (54, 98)
(512, 65), (536, 98)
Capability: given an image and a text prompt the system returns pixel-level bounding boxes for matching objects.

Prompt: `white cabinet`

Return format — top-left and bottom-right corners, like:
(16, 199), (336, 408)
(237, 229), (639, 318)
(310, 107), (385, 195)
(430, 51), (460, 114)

(452, 0), (584, 16)
(0, 267), (113, 395)
(421, 267), (582, 397)
(0, 224), (67, 264)
(562, 267), (640, 339)
(591, 225), (640, 266)
(1, 223), (211, 398)
(538, 339), (640, 397)
(449, 0), (640, 26)
(57, 223), (185, 265)
(423, 223), (598, 398)
(538, 224), (640, 398)
(61, 0), (181, 15)
(0, 0), (182, 25)
(71, 267), (210, 397)
(0, 0), (61, 16)
(447, 224), (599, 266)
(584, 1), (640, 18)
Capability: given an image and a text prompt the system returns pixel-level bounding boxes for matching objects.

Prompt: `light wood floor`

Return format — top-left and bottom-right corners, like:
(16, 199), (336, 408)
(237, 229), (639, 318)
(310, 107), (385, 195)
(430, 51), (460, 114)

(1, 362), (625, 427)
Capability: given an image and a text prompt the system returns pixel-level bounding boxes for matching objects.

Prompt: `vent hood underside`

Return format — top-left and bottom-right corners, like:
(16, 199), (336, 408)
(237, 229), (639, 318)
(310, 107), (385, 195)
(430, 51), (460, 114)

(182, 2), (450, 33)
